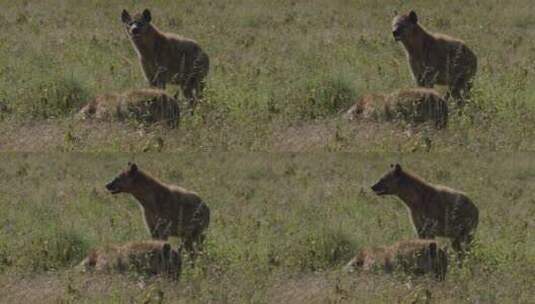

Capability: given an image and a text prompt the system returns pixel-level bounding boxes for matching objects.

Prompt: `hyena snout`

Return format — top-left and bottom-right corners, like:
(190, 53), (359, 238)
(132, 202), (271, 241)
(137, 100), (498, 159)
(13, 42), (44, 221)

(127, 24), (145, 37)
(392, 28), (403, 41)
(371, 181), (387, 195)
(105, 179), (121, 194)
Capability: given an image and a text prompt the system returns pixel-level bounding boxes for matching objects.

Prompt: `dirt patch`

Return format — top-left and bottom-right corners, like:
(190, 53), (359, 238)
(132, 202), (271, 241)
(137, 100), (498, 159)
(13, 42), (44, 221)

(271, 119), (415, 152)
(268, 274), (333, 304)
(0, 272), (160, 304)
(0, 120), (150, 151)
(0, 117), (441, 152)
(0, 274), (65, 303)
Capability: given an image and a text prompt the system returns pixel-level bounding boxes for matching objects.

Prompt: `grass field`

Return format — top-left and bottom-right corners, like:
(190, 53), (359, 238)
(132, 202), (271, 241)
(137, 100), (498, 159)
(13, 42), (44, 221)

(1, 0), (535, 151)
(0, 154), (533, 303)
(1, 1), (534, 303)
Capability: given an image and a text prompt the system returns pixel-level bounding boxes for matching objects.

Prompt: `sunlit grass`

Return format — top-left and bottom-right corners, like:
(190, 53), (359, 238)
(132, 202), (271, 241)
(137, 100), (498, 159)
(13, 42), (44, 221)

(1, 0), (535, 151)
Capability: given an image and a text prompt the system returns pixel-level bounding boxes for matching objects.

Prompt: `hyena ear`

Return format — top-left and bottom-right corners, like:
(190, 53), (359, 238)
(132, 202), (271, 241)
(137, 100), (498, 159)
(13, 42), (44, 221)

(142, 9), (152, 23)
(394, 164), (402, 174)
(392, 10), (398, 17)
(121, 10), (131, 23)
(128, 162), (138, 174)
(409, 10), (418, 24)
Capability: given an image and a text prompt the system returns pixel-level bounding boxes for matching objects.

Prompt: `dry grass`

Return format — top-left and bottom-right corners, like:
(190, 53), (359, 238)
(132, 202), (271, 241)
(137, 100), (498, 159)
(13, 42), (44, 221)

(0, 0), (534, 302)
(1, 0), (535, 151)
(0, 154), (533, 303)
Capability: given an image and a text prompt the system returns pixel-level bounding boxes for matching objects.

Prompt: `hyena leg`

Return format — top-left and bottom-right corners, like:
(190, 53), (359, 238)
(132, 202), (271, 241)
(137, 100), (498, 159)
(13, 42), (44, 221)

(182, 83), (197, 113)
(182, 238), (194, 254)
(193, 52), (209, 101)
(417, 230), (434, 239)
(150, 219), (171, 240)
(453, 79), (472, 107)
(181, 237), (199, 266)
(150, 227), (167, 240)
(193, 232), (206, 254)
(416, 220), (437, 239)
(451, 238), (465, 267)
(433, 97), (448, 129)
(417, 67), (438, 88)
(448, 85), (462, 107)
(150, 67), (169, 89)
(181, 231), (205, 265)
(452, 233), (474, 267)
(196, 79), (206, 101)
(460, 78), (472, 97)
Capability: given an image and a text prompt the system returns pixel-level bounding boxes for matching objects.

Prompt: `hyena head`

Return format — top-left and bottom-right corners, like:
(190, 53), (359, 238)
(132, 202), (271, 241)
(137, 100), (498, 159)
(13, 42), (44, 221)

(392, 10), (419, 41)
(354, 250), (372, 269)
(105, 162), (140, 194)
(345, 249), (371, 272)
(121, 9), (152, 39)
(371, 164), (404, 196)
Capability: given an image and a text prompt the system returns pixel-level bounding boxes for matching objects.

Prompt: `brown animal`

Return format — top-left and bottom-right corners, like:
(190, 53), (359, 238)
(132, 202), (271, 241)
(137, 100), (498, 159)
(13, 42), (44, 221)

(77, 88), (180, 127)
(392, 11), (477, 105)
(78, 240), (181, 279)
(371, 164), (479, 257)
(105, 163), (210, 255)
(344, 88), (448, 128)
(344, 239), (448, 280)
(121, 9), (210, 110)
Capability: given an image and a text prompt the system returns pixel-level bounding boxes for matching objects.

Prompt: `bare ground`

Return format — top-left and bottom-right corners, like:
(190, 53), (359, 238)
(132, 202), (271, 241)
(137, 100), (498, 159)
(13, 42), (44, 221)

(0, 117), (437, 152)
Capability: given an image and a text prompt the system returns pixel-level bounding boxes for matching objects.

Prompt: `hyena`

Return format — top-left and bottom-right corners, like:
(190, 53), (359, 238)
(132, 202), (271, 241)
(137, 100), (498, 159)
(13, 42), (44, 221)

(77, 88), (180, 127)
(345, 87), (448, 129)
(345, 239), (448, 280)
(371, 164), (479, 259)
(78, 240), (182, 279)
(392, 11), (477, 106)
(121, 9), (210, 110)
(106, 162), (210, 258)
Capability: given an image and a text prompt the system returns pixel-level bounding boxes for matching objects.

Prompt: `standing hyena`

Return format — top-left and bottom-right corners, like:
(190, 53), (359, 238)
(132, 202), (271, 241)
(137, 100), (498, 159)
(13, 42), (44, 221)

(371, 164), (479, 259)
(392, 11), (477, 106)
(106, 162), (210, 257)
(121, 9), (210, 110)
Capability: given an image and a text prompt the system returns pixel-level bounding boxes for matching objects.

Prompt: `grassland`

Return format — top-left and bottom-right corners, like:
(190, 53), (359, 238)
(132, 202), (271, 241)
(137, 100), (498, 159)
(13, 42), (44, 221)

(0, 1), (534, 303)
(0, 153), (533, 303)
(1, 0), (535, 151)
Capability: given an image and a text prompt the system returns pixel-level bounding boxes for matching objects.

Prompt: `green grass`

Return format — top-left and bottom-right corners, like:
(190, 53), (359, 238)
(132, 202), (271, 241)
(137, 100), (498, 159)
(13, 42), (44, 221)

(1, 0), (535, 151)
(0, 154), (533, 303)
(0, 1), (534, 303)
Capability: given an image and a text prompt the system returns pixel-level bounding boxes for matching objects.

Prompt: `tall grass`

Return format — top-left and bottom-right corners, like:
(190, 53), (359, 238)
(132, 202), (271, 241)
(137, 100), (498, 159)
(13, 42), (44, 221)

(0, 153), (533, 303)
(1, 0), (535, 151)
